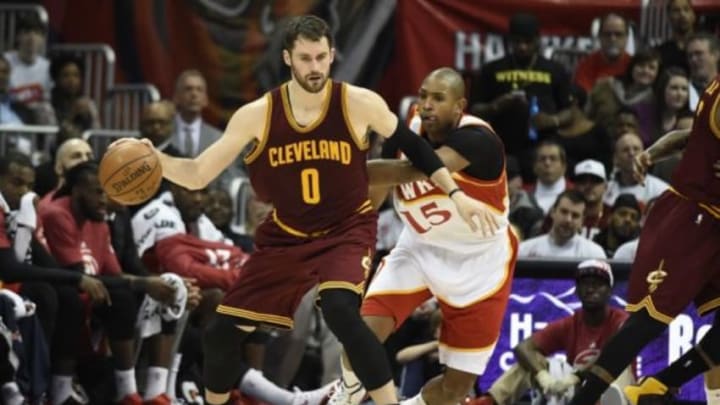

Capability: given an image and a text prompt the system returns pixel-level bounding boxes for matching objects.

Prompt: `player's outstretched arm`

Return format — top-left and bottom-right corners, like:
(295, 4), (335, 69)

(348, 86), (497, 235)
(108, 97), (266, 190)
(633, 128), (690, 183)
(367, 147), (471, 187)
(158, 100), (265, 189)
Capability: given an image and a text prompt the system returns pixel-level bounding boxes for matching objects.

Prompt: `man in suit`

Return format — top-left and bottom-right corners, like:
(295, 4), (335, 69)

(171, 70), (244, 188)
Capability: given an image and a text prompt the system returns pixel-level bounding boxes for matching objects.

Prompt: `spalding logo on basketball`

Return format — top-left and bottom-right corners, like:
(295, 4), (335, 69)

(99, 141), (163, 206)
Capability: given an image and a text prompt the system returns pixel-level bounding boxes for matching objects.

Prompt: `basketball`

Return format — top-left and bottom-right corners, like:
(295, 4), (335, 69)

(99, 140), (163, 205)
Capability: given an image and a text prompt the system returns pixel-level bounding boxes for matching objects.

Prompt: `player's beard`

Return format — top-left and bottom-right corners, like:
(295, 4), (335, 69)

(292, 65), (328, 93)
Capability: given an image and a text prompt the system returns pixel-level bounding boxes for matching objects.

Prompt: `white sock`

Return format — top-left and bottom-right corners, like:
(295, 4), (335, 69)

(166, 353), (182, 399)
(400, 392), (427, 405)
(114, 368), (138, 400)
(143, 366), (169, 400)
(341, 358), (361, 387)
(706, 387), (720, 405)
(240, 368), (294, 405)
(1, 382), (24, 405)
(51, 375), (73, 405)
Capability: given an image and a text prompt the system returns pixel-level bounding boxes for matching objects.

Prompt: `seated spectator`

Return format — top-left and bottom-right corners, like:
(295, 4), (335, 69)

(635, 67), (693, 147)
(593, 194), (641, 257)
(0, 152), (110, 404)
(656, 0), (696, 72)
(574, 13), (631, 93)
(0, 55), (24, 125)
(133, 184), (243, 291)
(469, 13), (572, 180)
(687, 32), (720, 109)
(519, 190), (606, 258)
(609, 106), (641, 143)
(604, 133), (668, 207)
(507, 156), (543, 240)
(40, 162), (177, 405)
(470, 260), (633, 405)
(573, 159), (610, 239)
(528, 141), (569, 215)
(36, 138), (94, 202)
(141, 100), (182, 156)
(587, 48), (660, 133)
(553, 85), (612, 170)
(613, 197), (657, 261)
(3, 16), (53, 125)
(49, 54), (100, 138)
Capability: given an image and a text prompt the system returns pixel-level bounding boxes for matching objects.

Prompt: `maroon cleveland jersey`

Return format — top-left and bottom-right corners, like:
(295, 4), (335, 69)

(245, 80), (371, 236)
(671, 75), (720, 212)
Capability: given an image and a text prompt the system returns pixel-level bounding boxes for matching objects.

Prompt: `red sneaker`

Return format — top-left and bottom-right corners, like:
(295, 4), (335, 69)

(116, 393), (143, 405)
(143, 393), (172, 405)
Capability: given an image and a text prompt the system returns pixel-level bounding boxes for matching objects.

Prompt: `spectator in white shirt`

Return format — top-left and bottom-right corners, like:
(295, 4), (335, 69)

(0, 55), (23, 125)
(519, 189), (607, 258)
(604, 132), (668, 208)
(530, 140), (569, 215)
(3, 16), (53, 125)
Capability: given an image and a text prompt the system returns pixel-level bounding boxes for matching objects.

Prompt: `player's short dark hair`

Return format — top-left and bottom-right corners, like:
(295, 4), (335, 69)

(552, 189), (586, 210)
(282, 15), (334, 51)
(57, 161), (98, 197)
(534, 139), (567, 165)
(49, 53), (85, 82)
(0, 152), (33, 177)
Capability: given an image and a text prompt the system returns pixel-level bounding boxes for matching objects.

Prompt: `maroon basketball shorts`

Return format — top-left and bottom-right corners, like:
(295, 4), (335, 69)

(217, 212), (377, 329)
(626, 191), (720, 323)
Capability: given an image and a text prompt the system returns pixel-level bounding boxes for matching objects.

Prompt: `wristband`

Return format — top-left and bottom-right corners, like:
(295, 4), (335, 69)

(448, 188), (463, 198)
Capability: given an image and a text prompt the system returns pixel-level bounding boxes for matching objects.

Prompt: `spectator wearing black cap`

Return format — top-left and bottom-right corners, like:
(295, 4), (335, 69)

(468, 259), (632, 405)
(469, 12), (573, 181)
(593, 193), (641, 257)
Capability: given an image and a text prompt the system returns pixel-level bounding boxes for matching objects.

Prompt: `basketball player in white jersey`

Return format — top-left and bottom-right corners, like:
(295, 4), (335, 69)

(328, 68), (518, 405)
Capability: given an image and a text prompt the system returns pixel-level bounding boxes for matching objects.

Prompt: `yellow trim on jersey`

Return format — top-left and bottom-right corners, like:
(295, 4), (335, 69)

(318, 281), (365, 295)
(341, 83), (369, 150)
(698, 297), (720, 316)
(281, 81), (332, 133)
(355, 199), (373, 214)
(272, 209), (331, 238)
(438, 341), (497, 353)
(668, 187), (720, 219)
(709, 85), (720, 139)
(216, 305), (294, 328)
(625, 296), (674, 324)
(244, 93), (273, 164)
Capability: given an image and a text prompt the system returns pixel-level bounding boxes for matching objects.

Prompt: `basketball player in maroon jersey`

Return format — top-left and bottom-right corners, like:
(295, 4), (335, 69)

(569, 76), (720, 403)
(111, 15), (498, 405)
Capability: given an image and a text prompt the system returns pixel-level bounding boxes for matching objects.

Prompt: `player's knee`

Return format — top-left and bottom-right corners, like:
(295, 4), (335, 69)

(319, 289), (361, 340)
(203, 314), (252, 356)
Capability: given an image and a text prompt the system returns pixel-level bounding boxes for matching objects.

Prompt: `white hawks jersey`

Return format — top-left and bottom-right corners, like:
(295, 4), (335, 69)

(393, 112), (510, 253)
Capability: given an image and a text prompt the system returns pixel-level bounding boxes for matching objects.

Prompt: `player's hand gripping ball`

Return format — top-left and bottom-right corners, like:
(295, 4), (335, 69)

(99, 139), (162, 205)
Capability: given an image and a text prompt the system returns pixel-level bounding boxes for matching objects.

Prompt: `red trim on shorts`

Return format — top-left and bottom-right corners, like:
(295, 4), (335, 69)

(361, 289), (432, 329)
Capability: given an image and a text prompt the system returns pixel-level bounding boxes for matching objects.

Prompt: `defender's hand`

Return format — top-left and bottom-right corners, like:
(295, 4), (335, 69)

(451, 191), (499, 237)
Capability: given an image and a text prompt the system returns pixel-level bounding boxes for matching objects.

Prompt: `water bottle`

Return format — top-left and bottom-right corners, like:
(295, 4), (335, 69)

(528, 95), (539, 142)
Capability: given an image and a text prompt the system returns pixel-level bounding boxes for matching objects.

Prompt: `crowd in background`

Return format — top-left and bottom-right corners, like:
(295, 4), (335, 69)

(0, 0), (718, 404)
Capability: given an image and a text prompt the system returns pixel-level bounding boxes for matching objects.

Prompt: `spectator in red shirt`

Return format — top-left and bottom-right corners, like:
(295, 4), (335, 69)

(574, 14), (631, 93)
(469, 260), (633, 405)
(41, 161), (177, 405)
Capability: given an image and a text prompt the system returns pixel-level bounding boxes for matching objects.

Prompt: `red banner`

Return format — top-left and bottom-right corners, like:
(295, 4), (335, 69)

(376, 0), (720, 111)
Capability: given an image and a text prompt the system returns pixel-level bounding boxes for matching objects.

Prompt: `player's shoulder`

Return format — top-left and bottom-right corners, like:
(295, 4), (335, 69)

(343, 83), (385, 107)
